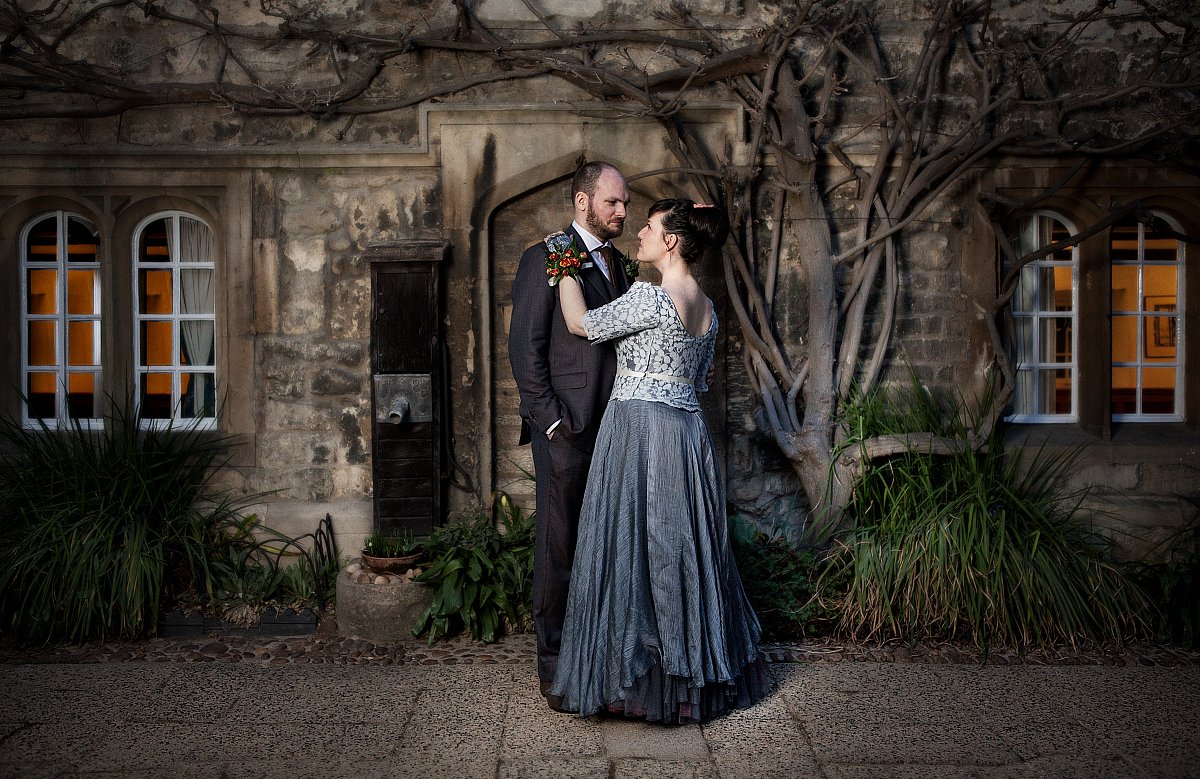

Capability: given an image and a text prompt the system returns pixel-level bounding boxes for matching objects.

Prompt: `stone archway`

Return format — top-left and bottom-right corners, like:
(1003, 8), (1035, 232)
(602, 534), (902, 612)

(431, 106), (744, 516)
(489, 176), (663, 509)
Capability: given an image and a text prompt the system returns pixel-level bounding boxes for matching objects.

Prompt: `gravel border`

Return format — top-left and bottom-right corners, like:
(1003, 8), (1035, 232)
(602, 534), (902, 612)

(3, 620), (1197, 667)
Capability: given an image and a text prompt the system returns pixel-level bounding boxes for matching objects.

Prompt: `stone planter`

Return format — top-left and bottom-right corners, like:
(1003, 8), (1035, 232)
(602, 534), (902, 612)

(335, 560), (434, 642)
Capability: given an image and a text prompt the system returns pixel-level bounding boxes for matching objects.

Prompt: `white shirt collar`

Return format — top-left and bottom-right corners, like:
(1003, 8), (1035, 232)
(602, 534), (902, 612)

(571, 220), (608, 253)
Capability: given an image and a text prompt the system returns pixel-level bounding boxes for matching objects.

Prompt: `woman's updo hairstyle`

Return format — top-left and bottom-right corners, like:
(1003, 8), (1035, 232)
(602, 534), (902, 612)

(649, 198), (730, 265)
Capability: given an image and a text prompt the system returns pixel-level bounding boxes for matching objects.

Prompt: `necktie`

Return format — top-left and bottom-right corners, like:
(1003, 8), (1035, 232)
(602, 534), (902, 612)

(596, 244), (617, 283)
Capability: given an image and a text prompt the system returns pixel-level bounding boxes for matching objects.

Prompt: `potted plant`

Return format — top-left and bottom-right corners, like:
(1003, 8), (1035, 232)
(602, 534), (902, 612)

(360, 531), (423, 575)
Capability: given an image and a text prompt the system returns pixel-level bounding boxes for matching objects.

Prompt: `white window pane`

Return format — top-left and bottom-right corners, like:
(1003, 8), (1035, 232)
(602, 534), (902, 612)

(24, 216), (57, 263)
(66, 270), (96, 315)
(180, 321), (215, 367)
(27, 373), (57, 418)
(138, 269), (173, 314)
(1111, 315), (1139, 362)
(181, 373), (216, 419)
(1014, 266), (1037, 311)
(1111, 265), (1138, 312)
(1014, 318), (1033, 364)
(180, 269), (214, 314)
(1110, 223), (1140, 262)
(139, 321), (175, 366)
(26, 269), (57, 314)
(178, 217), (214, 263)
(67, 372), (97, 419)
(1039, 368), (1072, 415)
(1143, 265), (1176, 295)
(1041, 318), (1072, 363)
(67, 321), (98, 366)
(1051, 266), (1073, 310)
(139, 217), (171, 263)
(1037, 267), (1062, 311)
(1142, 368), (1175, 414)
(139, 373), (174, 419)
(1145, 315), (1177, 363)
(27, 320), (56, 365)
(1142, 234), (1180, 264)
(1111, 366), (1137, 414)
(1013, 370), (1034, 416)
(66, 217), (99, 264)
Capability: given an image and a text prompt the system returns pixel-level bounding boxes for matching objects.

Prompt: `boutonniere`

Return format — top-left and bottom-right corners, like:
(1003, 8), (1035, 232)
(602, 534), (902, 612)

(543, 231), (590, 287)
(623, 256), (639, 280)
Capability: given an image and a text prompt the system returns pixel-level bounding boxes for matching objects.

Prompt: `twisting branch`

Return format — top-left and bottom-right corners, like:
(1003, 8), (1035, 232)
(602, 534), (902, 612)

(0, 0), (1196, 531)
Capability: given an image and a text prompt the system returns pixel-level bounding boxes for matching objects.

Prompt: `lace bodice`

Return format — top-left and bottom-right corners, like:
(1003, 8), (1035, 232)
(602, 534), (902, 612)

(581, 282), (716, 411)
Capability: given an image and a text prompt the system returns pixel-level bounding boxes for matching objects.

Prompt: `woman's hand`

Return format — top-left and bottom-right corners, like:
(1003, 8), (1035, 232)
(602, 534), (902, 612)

(557, 275), (589, 337)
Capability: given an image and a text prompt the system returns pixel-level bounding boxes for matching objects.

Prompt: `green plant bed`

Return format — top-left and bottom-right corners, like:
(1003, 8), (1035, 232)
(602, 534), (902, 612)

(412, 493), (535, 644)
(830, 376), (1149, 652)
(0, 400), (340, 645)
(730, 518), (844, 640)
(1127, 498), (1200, 650)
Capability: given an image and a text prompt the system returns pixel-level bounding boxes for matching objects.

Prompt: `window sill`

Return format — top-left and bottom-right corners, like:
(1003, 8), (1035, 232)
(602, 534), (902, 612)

(1003, 422), (1200, 464)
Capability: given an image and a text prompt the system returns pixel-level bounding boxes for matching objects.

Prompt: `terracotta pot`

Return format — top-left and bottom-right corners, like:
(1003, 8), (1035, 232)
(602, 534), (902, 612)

(360, 551), (422, 575)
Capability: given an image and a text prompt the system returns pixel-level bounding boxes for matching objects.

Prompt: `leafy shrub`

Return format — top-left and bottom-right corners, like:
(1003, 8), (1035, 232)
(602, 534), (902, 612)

(0, 402), (340, 643)
(412, 493), (535, 644)
(1128, 498), (1200, 649)
(831, 376), (1148, 652)
(0, 402), (254, 643)
(730, 517), (844, 639)
(192, 512), (341, 626)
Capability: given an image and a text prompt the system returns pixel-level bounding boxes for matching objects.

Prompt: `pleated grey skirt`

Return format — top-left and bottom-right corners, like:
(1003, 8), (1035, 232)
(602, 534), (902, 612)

(550, 399), (768, 723)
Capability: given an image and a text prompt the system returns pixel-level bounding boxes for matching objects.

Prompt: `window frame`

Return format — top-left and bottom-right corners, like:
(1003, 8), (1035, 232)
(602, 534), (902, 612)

(18, 209), (104, 429)
(132, 210), (220, 430)
(1005, 210), (1080, 424)
(991, 178), (1198, 439)
(1109, 212), (1185, 423)
(3, 178), (255, 467)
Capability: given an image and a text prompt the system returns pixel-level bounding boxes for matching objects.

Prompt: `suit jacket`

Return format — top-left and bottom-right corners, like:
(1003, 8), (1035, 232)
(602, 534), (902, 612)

(509, 225), (632, 453)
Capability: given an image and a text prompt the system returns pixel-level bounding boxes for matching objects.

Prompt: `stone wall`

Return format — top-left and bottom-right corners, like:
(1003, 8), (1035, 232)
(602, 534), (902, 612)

(244, 163), (446, 548)
(1, 0), (1197, 558)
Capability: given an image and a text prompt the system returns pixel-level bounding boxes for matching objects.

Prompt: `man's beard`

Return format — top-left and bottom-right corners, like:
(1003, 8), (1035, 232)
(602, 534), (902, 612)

(585, 202), (623, 241)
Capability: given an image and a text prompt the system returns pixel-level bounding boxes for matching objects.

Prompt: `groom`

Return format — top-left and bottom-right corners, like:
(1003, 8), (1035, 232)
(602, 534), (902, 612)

(508, 160), (633, 711)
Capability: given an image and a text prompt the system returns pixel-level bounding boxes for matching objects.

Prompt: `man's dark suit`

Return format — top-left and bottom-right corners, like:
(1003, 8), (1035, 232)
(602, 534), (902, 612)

(508, 225), (631, 689)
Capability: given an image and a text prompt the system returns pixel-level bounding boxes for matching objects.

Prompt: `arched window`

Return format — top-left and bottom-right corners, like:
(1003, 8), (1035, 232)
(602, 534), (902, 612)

(20, 211), (101, 425)
(1006, 211), (1078, 422)
(1110, 213), (1184, 420)
(133, 211), (217, 425)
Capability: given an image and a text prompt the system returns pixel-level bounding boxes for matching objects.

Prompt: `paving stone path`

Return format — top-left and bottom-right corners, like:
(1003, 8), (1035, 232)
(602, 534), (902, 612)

(3, 627), (1199, 778)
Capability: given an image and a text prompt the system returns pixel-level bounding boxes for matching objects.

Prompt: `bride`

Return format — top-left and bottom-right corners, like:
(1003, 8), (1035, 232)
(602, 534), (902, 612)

(550, 198), (768, 723)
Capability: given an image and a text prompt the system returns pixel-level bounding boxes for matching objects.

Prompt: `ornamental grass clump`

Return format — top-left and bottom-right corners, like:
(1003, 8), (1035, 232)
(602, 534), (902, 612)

(0, 401), (256, 644)
(830, 377), (1148, 652)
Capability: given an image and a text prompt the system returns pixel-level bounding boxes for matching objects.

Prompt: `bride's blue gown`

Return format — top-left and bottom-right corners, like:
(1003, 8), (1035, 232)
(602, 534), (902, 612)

(550, 282), (768, 724)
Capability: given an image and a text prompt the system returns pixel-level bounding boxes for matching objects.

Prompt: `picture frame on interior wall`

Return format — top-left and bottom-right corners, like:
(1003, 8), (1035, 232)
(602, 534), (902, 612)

(1144, 296), (1176, 358)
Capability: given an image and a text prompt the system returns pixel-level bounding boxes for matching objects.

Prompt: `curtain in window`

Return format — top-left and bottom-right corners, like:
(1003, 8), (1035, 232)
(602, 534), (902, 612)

(177, 217), (215, 416)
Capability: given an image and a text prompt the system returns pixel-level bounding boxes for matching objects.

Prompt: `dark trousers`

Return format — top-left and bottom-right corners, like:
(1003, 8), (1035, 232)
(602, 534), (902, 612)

(529, 431), (592, 686)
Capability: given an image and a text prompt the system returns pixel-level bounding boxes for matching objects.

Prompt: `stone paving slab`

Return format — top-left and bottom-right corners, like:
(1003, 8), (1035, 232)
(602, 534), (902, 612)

(5, 630), (1199, 667)
(2, 639), (1200, 778)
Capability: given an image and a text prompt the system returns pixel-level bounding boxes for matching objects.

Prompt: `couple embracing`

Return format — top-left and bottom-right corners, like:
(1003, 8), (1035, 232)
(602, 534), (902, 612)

(508, 161), (768, 724)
